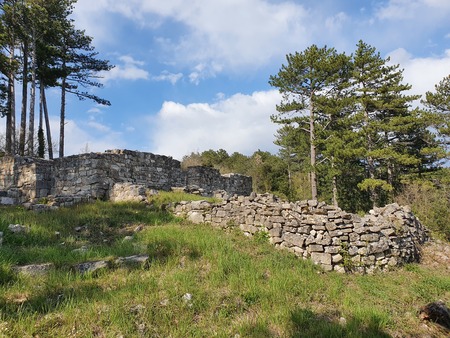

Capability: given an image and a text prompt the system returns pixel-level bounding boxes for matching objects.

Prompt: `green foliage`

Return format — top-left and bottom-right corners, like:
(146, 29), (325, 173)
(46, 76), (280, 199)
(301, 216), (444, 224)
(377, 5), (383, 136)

(422, 74), (450, 157)
(396, 171), (450, 240)
(268, 40), (445, 210)
(252, 230), (269, 244)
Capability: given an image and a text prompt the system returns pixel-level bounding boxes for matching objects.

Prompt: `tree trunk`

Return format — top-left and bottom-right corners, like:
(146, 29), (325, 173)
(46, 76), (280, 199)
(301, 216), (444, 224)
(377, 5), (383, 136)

(40, 84), (53, 159)
(28, 28), (37, 156)
(309, 100), (318, 200)
(19, 41), (28, 156)
(365, 107), (378, 208)
(59, 76), (66, 158)
(331, 158), (338, 207)
(37, 83), (45, 158)
(6, 43), (16, 155)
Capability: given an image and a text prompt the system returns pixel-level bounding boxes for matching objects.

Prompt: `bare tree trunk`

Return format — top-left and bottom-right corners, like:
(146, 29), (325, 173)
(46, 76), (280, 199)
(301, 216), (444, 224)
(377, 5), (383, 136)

(331, 158), (338, 207)
(19, 41), (28, 156)
(365, 107), (378, 208)
(6, 43), (16, 155)
(37, 82), (45, 158)
(309, 100), (317, 200)
(28, 27), (37, 156)
(59, 76), (66, 158)
(40, 84), (53, 159)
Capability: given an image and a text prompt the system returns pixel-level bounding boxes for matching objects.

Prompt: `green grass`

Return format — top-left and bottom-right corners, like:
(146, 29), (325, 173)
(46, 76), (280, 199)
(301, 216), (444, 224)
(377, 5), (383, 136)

(0, 194), (449, 337)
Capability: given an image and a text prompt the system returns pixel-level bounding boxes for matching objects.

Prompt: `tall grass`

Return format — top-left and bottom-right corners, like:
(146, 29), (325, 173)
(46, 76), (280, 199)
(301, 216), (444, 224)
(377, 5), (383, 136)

(0, 195), (449, 337)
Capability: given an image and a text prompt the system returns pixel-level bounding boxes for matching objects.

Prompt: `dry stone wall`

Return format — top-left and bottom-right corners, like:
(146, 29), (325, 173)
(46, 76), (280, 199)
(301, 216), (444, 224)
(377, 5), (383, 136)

(0, 150), (252, 206)
(172, 192), (429, 273)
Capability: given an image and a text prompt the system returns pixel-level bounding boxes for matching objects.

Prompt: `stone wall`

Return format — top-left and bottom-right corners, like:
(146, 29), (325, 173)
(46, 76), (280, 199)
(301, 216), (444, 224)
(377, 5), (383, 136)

(0, 156), (53, 204)
(0, 150), (252, 206)
(172, 193), (429, 273)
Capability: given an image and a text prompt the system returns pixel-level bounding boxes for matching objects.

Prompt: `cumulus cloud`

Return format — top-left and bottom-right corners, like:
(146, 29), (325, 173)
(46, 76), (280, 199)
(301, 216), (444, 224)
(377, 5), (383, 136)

(376, 0), (450, 20)
(63, 119), (126, 156)
(152, 71), (183, 85)
(387, 48), (450, 97)
(100, 55), (149, 83)
(149, 90), (282, 160)
(74, 0), (310, 76)
(325, 12), (348, 30)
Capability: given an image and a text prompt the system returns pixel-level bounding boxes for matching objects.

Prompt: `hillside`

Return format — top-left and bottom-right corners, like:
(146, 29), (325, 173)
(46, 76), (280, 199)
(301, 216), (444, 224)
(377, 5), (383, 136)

(0, 197), (449, 337)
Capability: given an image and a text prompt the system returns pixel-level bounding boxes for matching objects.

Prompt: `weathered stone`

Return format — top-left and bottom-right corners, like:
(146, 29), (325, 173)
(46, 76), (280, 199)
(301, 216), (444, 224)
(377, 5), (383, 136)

(283, 233), (305, 248)
(311, 252), (331, 265)
(115, 255), (149, 267)
(269, 228), (282, 237)
(325, 246), (340, 254)
(8, 224), (28, 233)
(325, 222), (337, 231)
(361, 233), (380, 242)
(240, 224), (258, 234)
(14, 263), (54, 276)
(188, 211), (204, 224)
(332, 254), (343, 263)
(73, 260), (109, 274)
(308, 245), (324, 252)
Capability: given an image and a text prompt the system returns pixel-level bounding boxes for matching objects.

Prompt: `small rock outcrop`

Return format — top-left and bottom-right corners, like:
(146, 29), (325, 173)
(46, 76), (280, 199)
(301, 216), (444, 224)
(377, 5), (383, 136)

(172, 193), (428, 273)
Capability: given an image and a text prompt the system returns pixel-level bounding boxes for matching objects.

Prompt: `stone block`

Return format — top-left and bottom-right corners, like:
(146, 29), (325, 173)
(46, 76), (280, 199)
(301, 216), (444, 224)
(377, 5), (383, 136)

(188, 211), (205, 224)
(311, 252), (331, 265)
(269, 228), (282, 237)
(283, 233), (305, 247)
(308, 244), (324, 252)
(332, 254), (343, 263)
(240, 223), (258, 234)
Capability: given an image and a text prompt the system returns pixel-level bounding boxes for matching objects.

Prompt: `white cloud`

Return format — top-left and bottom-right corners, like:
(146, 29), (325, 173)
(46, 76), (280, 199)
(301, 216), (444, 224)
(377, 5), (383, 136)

(63, 119), (126, 156)
(152, 71), (183, 85)
(376, 0), (450, 20)
(74, 0), (310, 78)
(376, 0), (421, 20)
(325, 12), (348, 31)
(149, 90), (282, 160)
(100, 55), (149, 83)
(387, 48), (450, 97)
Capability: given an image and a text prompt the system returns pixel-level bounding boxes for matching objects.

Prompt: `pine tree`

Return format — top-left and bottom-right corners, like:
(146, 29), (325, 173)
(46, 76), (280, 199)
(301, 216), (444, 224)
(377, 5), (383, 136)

(423, 74), (450, 156)
(352, 40), (423, 207)
(269, 45), (351, 200)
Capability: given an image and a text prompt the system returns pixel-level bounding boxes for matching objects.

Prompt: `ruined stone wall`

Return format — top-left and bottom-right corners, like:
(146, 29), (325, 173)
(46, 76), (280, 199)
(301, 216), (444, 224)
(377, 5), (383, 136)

(0, 150), (252, 206)
(0, 156), (53, 204)
(172, 193), (428, 273)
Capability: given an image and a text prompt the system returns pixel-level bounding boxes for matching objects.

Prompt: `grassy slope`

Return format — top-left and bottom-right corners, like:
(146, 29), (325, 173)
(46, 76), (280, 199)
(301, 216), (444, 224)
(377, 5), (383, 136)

(0, 197), (449, 337)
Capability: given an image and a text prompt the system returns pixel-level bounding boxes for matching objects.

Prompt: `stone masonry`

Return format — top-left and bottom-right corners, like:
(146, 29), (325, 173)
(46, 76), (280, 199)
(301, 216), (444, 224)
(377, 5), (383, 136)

(172, 192), (429, 273)
(0, 150), (252, 206)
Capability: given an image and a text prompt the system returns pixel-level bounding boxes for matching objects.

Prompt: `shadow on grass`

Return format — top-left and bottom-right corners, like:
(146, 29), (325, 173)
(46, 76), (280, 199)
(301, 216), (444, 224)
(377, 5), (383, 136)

(0, 202), (183, 266)
(291, 308), (391, 338)
(147, 238), (201, 264)
(0, 276), (104, 320)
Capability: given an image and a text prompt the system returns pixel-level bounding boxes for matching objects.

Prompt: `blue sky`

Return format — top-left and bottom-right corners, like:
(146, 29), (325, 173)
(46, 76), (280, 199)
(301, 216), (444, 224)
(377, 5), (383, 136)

(8, 0), (450, 160)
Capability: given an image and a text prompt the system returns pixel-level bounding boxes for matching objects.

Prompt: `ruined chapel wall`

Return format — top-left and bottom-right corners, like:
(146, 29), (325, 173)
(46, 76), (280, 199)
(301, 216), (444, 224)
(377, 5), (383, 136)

(0, 150), (252, 205)
(0, 156), (52, 204)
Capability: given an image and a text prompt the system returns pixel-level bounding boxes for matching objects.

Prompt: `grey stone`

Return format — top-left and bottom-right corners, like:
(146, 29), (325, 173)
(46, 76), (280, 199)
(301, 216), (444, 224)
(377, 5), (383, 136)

(8, 224), (28, 233)
(115, 255), (149, 267)
(283, 233), (305, 248)
(311, 252), (331, 265)
(73, 260), (109, 274)
(14, 263), (54, 276)
(188, 211), (204, 224)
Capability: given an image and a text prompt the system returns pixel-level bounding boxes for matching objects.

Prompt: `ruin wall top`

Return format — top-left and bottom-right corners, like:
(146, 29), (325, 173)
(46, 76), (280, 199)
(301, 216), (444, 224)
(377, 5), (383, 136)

(0, 149), (253, 205)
